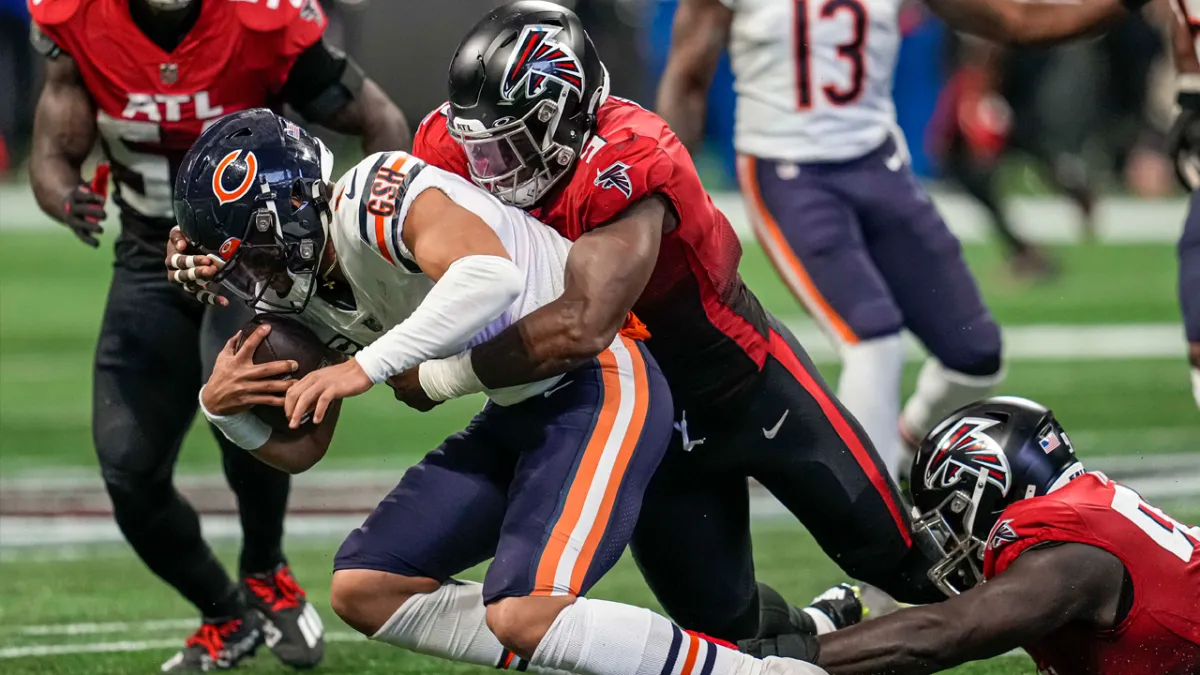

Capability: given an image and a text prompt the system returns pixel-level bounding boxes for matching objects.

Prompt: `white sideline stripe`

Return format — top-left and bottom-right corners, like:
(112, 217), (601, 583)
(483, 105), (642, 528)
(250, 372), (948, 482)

(0, 631), (365, 659)
(781, 322), (1188, 363)
(0, 187), (1188, 244)
(15, 619), (197, 636)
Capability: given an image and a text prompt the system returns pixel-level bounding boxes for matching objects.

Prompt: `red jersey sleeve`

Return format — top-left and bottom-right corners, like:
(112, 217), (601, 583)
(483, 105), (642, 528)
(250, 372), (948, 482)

(28, 0), (81, 54)
(412, 104), (471, 179)
(237, 0), (327, 94)
(574, 132), (675, 233)
(983, 496), (1093, 579)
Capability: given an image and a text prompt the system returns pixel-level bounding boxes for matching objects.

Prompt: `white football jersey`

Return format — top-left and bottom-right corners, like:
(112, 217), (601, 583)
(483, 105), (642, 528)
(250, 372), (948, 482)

(722, 0), (902, 162)
(285, 150), (573, 405)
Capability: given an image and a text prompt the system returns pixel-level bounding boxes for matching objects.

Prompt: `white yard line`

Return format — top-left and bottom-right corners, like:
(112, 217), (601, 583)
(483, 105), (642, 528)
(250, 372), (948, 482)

(0, 632), (366, 659)
(0, 186), (1189, 243)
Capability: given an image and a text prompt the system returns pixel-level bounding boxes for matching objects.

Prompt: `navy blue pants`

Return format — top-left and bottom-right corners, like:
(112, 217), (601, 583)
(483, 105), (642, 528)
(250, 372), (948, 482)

(335, 337), (673, 603)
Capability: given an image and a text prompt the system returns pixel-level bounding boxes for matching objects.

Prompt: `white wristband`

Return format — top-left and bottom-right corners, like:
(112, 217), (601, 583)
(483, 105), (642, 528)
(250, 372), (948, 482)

(198, 386), (273, 450)
(418, 350), (485, 402)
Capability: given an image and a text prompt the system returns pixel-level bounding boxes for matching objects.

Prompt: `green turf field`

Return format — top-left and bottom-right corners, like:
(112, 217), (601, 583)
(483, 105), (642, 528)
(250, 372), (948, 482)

(1, 226), (1197, 674)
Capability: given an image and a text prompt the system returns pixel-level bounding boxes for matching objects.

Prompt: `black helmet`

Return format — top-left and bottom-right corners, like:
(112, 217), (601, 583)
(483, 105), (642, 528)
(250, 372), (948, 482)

(446, 0), (609, 207)
(910, 396), (1084, 596)
(173, 108), (334, 313)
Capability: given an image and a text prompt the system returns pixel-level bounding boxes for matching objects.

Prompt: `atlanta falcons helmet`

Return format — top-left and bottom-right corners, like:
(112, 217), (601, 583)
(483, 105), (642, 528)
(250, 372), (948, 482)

(446, 0), (609, 207)
(173, 108), (335, 314)
(910, 396), (1084, 596)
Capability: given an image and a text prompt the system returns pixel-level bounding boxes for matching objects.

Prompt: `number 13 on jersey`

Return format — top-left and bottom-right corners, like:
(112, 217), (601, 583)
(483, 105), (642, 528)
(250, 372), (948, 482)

(794, 0), (869, 109)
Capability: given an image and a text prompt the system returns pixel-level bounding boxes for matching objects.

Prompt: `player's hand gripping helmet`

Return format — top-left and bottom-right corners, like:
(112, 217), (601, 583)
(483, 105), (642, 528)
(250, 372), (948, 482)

(173, 108), (335, 314)
(910, 396), (1085, 596)
(446, 0), (609, 207)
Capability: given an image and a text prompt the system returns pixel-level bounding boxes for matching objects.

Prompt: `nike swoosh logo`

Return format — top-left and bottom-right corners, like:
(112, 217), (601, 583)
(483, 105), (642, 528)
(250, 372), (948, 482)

(543, 380), (572, 397)
(344, 170), (358, 200)
(763, 409), (789, 440)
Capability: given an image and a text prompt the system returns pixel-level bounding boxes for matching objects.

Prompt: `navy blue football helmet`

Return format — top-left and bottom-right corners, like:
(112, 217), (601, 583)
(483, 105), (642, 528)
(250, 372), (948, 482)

(910, 396), (1084, 596)
(173, 108), (334, 313)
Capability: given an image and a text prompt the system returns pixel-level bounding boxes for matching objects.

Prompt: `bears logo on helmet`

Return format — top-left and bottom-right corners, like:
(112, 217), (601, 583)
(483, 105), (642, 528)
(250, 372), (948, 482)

(500, 25), (584, 101)
(213, 150), (259, 205)
(924, 417), (1013, 496)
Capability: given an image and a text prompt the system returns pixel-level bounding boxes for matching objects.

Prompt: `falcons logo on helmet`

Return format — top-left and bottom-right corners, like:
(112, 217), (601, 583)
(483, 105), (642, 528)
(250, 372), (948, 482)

(595, 161), (633, 198)
(924, 417), (1012, 496)
(500, 25), (584, 101)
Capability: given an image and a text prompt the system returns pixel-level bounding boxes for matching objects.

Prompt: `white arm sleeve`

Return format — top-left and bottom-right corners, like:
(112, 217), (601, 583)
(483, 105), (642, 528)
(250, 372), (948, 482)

(354, 254), (522, 384)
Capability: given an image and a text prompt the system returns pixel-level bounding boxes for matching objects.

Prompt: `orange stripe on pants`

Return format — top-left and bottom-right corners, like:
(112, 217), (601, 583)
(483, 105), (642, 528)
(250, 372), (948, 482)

(680, 634), (701, 675)
(532, 349), (623, 596)
(737, 155), (859, 345)
(567, 337), (650, 592)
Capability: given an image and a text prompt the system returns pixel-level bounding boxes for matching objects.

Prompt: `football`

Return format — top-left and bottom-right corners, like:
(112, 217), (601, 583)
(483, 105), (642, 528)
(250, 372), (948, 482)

(235, 314), (344, 433)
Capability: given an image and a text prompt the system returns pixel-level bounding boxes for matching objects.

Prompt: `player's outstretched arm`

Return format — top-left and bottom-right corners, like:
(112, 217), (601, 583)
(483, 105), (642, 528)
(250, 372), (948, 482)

(285, 186), (521, 427)
(29, 53), (105, 246)
(805, 543), (1125, 674)
(465, 195), (669, 390)
(656, 0), (732, 151)
(282, 40), (411, 153)
(922, 0), (1136, 46)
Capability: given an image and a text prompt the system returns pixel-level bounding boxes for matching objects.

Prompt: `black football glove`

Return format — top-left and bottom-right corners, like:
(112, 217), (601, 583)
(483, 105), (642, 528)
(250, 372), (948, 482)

(61, 184), (107, 247)
(737, 633), (820, 662)
(1169, 86), (1200, 192)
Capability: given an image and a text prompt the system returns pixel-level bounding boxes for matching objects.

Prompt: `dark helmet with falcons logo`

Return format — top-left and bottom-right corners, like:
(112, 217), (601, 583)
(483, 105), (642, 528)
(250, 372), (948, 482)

(174, 108), (335, 314)
(910, 396), (1084, 596)
(446, 0), (609, 207)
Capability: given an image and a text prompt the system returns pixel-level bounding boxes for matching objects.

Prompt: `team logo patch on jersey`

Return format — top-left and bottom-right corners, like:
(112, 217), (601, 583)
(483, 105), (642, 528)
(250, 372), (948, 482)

(594, 162), (632, 198)
(213, 150), (258, 205)
(500, 25), (584, 101)
(925, 417), (1012, 496)
(986, 519), (1019, 551)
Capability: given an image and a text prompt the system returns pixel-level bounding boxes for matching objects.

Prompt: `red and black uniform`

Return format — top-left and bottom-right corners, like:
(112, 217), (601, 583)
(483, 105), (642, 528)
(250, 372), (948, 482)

(985, 473), (1200, 675)
(415, 97), (934, 639)
(30, 0), (344, 619)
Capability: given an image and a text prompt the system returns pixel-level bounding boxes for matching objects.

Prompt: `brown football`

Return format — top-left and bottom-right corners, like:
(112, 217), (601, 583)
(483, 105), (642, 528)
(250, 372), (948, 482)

(235, 314), (344, 433)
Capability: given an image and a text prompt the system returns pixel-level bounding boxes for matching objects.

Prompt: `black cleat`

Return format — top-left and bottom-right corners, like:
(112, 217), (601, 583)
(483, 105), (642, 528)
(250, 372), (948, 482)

(160, 614), (264, 672)
(243, 564), (324, 669)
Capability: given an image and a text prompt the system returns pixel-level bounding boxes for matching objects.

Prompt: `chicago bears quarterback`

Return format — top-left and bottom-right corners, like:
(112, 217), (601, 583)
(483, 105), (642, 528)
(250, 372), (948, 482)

(177, 108), (831, 675)
(742, 397), (1200, 675)
(27, 0), (407, 669)
(396, 0), (948, 641)
(656, 0), (1155, 482)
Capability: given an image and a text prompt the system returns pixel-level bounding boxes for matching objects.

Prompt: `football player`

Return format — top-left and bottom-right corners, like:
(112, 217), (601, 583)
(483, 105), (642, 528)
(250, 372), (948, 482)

(406, 0), (943, 641)
(741, 396), (1200, 674)
(27, 0), (407, 670)
(656, 0), (1153, 482)
(177, 108), (829, 675)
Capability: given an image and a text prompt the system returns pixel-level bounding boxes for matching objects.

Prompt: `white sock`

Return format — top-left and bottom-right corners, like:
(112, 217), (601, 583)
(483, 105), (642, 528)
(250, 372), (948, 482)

(531, 596), (774, 675)
(1192, 367), (1200, 411)
(900, 358), (1005, 441)
(837, 335), (905, 479)
(371, 580), (569, 673)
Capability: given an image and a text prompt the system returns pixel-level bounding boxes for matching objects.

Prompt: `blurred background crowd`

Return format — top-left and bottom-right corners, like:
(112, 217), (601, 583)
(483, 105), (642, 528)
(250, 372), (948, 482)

(0, 0), (1184, 204)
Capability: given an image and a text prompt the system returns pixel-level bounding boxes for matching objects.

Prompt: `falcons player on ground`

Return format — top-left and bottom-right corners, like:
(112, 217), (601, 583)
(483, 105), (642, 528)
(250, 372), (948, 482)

(404, 0), (941, 641)
(28, 0), (406, 670)
(742, 397), (1200, 675)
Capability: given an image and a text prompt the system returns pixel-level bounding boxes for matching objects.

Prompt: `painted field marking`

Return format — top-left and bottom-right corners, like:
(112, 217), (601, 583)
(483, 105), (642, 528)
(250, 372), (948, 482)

(0, 631), (366, 659)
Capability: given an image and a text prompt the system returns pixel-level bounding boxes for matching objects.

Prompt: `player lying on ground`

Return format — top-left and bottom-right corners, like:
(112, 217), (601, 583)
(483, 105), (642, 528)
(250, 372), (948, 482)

(175, 108), (831, 675)
(28, 0), (408, 670)
(740, 397), (1200, 675)
(171, 0), (948, 646)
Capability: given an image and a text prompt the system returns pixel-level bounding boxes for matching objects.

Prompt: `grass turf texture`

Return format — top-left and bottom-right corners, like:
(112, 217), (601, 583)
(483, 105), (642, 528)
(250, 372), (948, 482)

(0, 229), (1196, 673)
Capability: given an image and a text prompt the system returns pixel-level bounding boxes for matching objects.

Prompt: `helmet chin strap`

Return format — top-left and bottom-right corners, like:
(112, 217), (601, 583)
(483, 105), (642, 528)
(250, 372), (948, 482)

(142, 0), (194, 11)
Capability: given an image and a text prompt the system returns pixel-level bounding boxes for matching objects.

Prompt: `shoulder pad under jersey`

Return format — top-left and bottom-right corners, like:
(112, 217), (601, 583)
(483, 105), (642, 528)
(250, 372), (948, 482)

(28, 0), (85, 26)
(235, 0), (319, 33)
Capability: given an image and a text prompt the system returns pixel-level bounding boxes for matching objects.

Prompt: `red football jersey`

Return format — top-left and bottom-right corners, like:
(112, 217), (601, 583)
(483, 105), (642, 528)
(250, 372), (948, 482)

(414, 97), (771, 409)
(983, 472), (1200, 675)
(31, 0), (326, 220)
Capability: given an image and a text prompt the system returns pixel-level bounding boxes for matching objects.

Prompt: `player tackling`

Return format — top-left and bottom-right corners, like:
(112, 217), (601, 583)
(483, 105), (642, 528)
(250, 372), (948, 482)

(175, 108), (829, 675)
(742, 397), (1200, 674)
